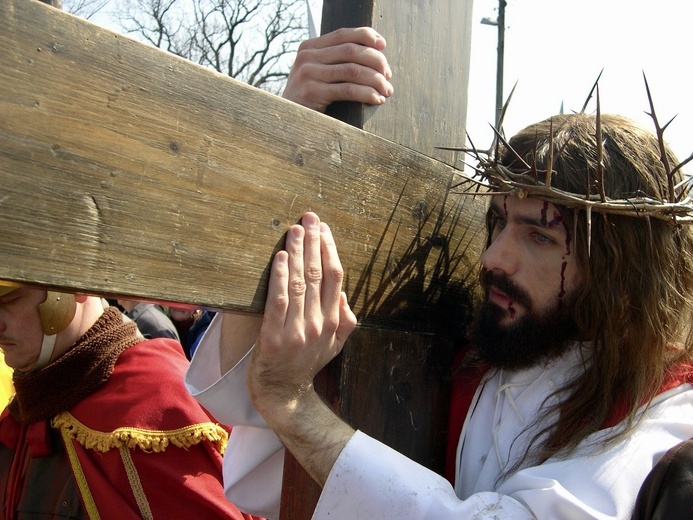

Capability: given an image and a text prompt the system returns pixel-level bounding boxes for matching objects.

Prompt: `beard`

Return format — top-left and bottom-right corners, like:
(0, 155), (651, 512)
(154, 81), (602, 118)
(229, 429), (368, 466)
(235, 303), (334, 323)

(469, 269), (579, 371)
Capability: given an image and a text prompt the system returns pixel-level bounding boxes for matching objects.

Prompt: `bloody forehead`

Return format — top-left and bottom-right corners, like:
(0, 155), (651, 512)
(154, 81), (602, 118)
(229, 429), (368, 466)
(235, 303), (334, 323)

(489, 196), (566, 229)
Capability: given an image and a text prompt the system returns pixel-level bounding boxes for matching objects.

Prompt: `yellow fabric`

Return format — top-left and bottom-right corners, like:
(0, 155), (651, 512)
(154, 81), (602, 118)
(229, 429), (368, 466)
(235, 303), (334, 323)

(120, 446), (153, 520)
(0, 353), (14, 407)
(61, 427), (102, 520)
(52, 411), (228, 454)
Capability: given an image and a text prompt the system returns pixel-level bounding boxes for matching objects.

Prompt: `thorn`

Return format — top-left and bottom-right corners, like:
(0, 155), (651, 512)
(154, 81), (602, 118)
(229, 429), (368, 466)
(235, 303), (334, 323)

(546, 118), (554, 187)
(586, 206), (592, 257)
(580, 69), (604, 113)
(489, 126), (531, 173)
(573, 208), (579, 256)
(496, 81), (518, 132)
(643, 72), (675, 203)
(595, 86), (606, 203)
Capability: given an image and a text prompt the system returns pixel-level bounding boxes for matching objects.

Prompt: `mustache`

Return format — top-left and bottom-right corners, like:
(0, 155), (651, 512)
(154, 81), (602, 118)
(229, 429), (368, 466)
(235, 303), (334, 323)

(480, 269), (533, 310)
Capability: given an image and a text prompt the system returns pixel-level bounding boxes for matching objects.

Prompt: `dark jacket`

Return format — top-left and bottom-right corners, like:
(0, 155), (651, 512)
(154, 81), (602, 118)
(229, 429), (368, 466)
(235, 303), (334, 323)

(632, 438), (693, 519)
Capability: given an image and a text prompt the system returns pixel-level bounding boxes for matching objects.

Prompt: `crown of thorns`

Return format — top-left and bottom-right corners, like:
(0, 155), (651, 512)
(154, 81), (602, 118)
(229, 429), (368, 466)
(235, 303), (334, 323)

(441, 73), (693, 228)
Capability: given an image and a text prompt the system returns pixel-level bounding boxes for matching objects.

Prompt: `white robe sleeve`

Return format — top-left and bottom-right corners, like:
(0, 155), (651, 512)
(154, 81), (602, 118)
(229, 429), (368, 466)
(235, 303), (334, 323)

(315, 431), (534, 519)
(186, 316), (693, 519)
(494, 387), (693, 519)
(315, 387), (693, 520)
(185, 314), (285, 519)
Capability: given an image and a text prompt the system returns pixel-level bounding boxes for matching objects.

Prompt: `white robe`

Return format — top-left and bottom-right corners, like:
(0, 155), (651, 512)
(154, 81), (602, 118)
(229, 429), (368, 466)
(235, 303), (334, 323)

(186, 314), (693, 519)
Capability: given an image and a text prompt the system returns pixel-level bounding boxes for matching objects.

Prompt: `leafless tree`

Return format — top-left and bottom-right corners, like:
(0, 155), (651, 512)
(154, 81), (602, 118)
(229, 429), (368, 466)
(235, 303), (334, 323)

(64, 0), (110, 19)
(65, 0), (308, 94)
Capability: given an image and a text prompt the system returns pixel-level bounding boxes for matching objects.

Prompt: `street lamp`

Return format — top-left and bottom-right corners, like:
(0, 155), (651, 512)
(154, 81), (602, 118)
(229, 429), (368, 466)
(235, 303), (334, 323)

(481, 0), (506, 126)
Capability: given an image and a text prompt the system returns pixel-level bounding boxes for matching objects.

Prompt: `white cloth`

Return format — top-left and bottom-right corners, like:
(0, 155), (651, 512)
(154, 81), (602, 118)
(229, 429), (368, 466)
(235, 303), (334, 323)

(186, 314), (693, 519)
(185, 315), (283, 519)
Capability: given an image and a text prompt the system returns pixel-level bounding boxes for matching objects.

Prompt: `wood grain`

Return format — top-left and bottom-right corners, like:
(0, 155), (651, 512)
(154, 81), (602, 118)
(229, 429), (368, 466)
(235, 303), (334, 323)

(278, 1), (479, 517)
(1, 0), (485, 327)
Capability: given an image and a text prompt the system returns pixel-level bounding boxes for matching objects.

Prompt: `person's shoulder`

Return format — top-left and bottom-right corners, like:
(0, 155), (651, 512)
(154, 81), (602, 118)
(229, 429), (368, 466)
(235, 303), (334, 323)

(632, 438), (693, 520)
(134, 305), (180, 340)
(69, 340), (211, 431)
(116, 338), (189, 380)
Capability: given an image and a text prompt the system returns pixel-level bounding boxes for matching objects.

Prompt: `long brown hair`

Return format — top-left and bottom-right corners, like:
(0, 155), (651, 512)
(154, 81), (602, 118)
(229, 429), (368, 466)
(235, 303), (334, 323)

(497, 113), (693, 465)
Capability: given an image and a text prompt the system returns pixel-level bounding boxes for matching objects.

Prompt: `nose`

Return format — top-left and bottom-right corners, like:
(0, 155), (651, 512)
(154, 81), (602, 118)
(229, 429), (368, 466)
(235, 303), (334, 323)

(481, 227), (519, 276)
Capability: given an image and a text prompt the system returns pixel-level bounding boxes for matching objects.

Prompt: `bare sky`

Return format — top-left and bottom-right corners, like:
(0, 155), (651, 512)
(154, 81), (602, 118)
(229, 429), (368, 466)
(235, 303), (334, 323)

(91, 0), (692, 163)
(469, 0), (692, 162)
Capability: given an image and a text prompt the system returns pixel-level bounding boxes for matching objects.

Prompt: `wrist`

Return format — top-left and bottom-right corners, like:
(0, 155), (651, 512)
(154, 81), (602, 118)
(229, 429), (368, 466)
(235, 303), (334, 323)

(282, 391), (354, 487)
(249, 380), (315, 429)
(248, 369), (353, 487)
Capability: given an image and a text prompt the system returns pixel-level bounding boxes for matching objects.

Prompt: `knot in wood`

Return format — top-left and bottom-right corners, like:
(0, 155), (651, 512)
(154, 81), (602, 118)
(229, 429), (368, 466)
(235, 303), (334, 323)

(412, 200), (427, 221)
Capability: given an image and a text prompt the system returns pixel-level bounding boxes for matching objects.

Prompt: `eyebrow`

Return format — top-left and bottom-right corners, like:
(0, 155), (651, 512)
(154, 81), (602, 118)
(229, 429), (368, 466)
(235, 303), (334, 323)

(489, 198), (565, 230)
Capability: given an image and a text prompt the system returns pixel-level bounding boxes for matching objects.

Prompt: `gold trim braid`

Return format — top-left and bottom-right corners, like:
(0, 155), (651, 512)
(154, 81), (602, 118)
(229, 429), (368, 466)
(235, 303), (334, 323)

(120, 446), (153, 520)
(52, 411), (229, 454)
(61, 427), (102, 520)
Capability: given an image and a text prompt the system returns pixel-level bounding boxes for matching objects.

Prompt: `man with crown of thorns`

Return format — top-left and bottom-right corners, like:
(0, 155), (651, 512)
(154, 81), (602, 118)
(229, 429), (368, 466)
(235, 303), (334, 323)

(187, 29), (693, 520)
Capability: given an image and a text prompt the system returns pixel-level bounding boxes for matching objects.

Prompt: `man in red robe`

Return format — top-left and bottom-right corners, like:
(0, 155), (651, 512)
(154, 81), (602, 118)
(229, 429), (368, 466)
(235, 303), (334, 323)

(0, 284), (261, 519)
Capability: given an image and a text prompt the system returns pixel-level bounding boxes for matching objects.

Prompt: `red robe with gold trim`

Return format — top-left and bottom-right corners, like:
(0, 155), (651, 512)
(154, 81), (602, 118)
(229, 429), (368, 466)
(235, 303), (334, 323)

(0, 307), (262, 519)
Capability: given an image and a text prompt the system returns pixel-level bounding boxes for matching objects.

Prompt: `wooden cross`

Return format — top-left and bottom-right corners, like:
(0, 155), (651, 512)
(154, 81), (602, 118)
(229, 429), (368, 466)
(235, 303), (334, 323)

(1, 0), (483, 517)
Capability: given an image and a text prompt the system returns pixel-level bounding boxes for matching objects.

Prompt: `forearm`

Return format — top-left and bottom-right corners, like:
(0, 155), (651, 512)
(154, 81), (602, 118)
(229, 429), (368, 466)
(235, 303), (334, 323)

(247, 212), (358, 487)
(219, 311), (262, 374)
(261, 388), (354, 487)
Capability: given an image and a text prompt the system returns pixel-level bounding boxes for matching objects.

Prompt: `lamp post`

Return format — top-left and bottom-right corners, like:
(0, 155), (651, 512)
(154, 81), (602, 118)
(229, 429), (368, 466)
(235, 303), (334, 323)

(481, 0), (506, 126)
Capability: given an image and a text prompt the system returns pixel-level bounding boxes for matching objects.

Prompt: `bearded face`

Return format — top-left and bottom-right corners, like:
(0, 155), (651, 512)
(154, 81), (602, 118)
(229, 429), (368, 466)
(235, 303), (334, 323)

(471, 196), (584, 370)
(470, 269), (579, 370)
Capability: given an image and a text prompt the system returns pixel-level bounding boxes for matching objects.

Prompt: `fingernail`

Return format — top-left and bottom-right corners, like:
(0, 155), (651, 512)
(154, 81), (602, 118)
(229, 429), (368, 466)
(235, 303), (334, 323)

(288, 225), (304, 241)
(301, 212), (319, 227)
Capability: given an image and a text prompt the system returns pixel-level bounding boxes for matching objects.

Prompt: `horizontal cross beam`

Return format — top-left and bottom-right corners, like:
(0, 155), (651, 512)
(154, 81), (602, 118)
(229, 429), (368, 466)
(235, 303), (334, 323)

(1, 0), (485, 330)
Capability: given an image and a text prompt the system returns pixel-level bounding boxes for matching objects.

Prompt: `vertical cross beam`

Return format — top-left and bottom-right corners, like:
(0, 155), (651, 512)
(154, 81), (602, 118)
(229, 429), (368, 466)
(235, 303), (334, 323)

(279, 1), (477, 517)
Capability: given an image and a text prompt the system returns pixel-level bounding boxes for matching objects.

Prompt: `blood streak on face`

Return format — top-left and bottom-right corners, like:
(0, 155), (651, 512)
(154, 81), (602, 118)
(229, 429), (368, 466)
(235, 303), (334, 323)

(548, 210), (563, 227)
(537, 204), (571, 301)
(481, 195), (584, 326)
(559, 259), (568, 299)
(556, 210), (573, 301)
(540, 201), (549, 226)
(565, 232), (572, 256)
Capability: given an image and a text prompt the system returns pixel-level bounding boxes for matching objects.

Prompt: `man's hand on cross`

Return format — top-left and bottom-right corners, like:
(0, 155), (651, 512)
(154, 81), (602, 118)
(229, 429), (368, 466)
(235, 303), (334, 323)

(282, 27), (394, 113)
(246, 212), (358, 486)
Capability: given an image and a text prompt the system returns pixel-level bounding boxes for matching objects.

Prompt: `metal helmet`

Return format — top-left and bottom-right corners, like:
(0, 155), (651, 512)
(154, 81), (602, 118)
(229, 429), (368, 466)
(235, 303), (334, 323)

(0, 282), (76, 371)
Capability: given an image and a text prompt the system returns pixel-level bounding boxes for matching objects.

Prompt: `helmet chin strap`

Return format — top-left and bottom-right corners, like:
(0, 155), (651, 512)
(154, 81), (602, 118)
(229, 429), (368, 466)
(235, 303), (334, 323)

(33, 334), (58, 372)
(31, 291), (77, 373)
(0, 286), (77, 374)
